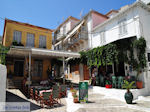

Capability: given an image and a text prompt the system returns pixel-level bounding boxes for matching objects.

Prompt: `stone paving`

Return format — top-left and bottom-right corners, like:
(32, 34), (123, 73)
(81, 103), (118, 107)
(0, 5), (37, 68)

(6, 88), (150, 112)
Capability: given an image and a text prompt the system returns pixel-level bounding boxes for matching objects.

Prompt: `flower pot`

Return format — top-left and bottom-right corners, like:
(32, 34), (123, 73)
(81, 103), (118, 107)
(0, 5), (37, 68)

(105, 84), (112, 88)
(136, 81), (143, 89)
(73, 98), (78, 103)
(109, 85), (112, 88)
(124, 91), (133, 104)
(105, 84), (109, 88)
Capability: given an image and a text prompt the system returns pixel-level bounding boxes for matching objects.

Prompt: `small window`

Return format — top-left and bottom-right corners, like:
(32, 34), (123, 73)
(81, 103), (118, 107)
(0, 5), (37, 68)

(39, 35), (46, 48)
(13, 30), (22, 43)
(26, 33), (35, 47)
(118, 18), (127, 36)
(63, 25), (66, 35)
(148, 53), (150, 62)
(100, 31), (105, 44)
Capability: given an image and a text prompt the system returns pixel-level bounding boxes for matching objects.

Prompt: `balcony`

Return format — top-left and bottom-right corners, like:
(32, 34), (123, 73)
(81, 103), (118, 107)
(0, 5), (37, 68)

(64, 32), (88, 50)
(56, 33), (66, 41)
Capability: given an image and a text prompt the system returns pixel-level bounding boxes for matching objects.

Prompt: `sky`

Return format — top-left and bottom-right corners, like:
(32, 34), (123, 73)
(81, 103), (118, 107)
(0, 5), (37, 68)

(0, 0), (136, 36)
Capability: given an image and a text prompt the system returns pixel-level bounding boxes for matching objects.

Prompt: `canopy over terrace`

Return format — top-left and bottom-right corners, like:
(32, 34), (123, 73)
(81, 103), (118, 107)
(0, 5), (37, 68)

(7, 46), (80, 84)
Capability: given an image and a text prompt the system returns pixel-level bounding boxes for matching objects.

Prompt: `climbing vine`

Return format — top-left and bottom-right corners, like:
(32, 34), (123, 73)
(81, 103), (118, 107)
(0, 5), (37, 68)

(79, 37), (147, 72)
(0, 44), (10, 65)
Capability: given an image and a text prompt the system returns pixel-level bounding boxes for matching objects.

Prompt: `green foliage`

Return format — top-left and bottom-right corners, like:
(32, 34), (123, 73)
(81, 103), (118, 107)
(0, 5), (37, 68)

(133, 37), (147, 70)
(12, 40), (24, 46)
(105, 80), (111, 85)
(0, 44), (10, 65)
(71, 37), (147, 76)
(79, 51), (87, 65)
(82, 43), (119, 68)
(122, 80), (136, 90)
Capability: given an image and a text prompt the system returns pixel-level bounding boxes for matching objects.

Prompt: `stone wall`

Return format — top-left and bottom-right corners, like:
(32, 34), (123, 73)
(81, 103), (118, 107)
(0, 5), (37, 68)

(0, 64), (7, 102)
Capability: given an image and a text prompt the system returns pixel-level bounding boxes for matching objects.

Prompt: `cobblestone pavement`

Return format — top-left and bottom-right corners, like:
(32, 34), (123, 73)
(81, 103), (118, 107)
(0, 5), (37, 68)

(6, 89), (150, 112)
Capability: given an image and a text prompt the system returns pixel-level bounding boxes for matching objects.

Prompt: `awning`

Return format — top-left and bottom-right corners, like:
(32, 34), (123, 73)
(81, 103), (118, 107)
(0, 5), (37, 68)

(64, 20), (85, 42)
(7, 47), (80, 58)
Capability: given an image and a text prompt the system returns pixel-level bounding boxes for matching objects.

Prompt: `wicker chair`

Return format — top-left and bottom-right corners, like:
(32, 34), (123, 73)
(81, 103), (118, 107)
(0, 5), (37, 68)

(30, 88), (34, 100)
(60, 85), (67, 98)
(39, 92), (52, 107)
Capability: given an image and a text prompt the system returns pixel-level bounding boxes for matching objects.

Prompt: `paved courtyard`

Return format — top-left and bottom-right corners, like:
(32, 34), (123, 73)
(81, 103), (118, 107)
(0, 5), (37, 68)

(6, 88), (150, 112)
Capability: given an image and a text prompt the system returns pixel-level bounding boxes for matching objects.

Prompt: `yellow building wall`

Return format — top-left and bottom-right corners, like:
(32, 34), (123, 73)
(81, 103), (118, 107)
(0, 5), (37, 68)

(4, 21), (53, 81)
(3, 22), (52, 49)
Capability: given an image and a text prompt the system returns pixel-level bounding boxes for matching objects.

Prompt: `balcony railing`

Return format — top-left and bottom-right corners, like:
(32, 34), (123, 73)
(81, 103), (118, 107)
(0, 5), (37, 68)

(64, 32), (88, 50)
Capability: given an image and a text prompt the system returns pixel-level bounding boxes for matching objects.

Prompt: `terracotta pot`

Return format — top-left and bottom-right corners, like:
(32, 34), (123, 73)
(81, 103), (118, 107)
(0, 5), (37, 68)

(136, 81), (143, 89)
(73, 98), (78, 103)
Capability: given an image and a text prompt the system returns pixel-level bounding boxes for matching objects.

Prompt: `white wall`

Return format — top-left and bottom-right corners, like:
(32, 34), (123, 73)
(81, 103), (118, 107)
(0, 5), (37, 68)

(87, 15), (93, 49)
(92, 4), (150, 96)
(139, 0), (150, 4)
(0, 64), (7, 102)
(139, 6), (150, 50)
(92, 6), (141, 49)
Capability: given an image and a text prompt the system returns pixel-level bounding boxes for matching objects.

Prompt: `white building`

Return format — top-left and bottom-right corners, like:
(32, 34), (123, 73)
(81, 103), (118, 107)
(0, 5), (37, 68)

(92, 0), (150, 96)
(53, 10), (108, 82)
(53, 16), (80, 51)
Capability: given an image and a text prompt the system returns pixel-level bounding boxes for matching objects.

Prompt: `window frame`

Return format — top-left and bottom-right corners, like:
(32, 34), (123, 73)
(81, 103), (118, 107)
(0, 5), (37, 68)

(39, 35), (46, 48)
(13, 30), (22, 44)
(100, 30), (106, 45)
(26, 33), (35, 47)
(118, 18), (127, 36)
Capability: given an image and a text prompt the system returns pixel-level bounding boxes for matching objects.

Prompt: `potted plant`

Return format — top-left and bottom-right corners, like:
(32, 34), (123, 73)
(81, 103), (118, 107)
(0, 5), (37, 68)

(136, 67), (143, 89)
(73, 94), (78, 103)
(123, 80), (136, 104)
(71, 89), (77, 97)
(12, 41), (18, 46)
(105, 80), (112, 88)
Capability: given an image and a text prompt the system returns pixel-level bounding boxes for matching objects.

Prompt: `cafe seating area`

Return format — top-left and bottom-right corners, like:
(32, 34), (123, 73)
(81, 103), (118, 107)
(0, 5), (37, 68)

(22, 80), (67, 108)
(95, 75), (136, 89)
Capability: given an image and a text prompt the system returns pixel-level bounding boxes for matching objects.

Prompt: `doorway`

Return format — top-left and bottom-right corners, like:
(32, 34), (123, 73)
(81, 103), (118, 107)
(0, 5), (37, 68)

(14, 60), (24, 76)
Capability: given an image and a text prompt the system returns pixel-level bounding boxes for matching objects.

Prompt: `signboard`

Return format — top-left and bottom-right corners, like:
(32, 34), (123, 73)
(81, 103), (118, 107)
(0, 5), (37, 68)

(79, 82), (88, 103)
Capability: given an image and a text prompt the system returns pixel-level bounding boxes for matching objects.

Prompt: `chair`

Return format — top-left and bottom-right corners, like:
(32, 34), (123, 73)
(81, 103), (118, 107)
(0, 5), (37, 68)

(35, 90), (39, 102)
(30, 88), (34, 100)
(60, 85), (67, 98)
(118, 76), (124, 89)
(100, 75), (104, 87)
(39, 92), (52, 107)
(112, 76), (117, 88)
(49, 85), (61, 106)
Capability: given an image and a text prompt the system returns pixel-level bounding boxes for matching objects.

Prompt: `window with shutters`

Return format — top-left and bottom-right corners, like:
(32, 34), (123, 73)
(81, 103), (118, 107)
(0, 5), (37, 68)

(100, 31), (105, 45)
(13, 30), (22, 43)
(118, 18), (127, 36)
(26, 33), (35, 47)
(39, 35), (46, 48)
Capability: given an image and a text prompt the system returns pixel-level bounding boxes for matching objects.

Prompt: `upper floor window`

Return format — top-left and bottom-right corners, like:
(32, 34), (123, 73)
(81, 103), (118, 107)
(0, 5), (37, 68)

(118, 18), (127, 36)
(39, 35), (46, 48)
(100, 31), (105, 44)
(13, 30), (22, 43)
(63, 25), (66, 35)
(26, 33), (35, 47)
